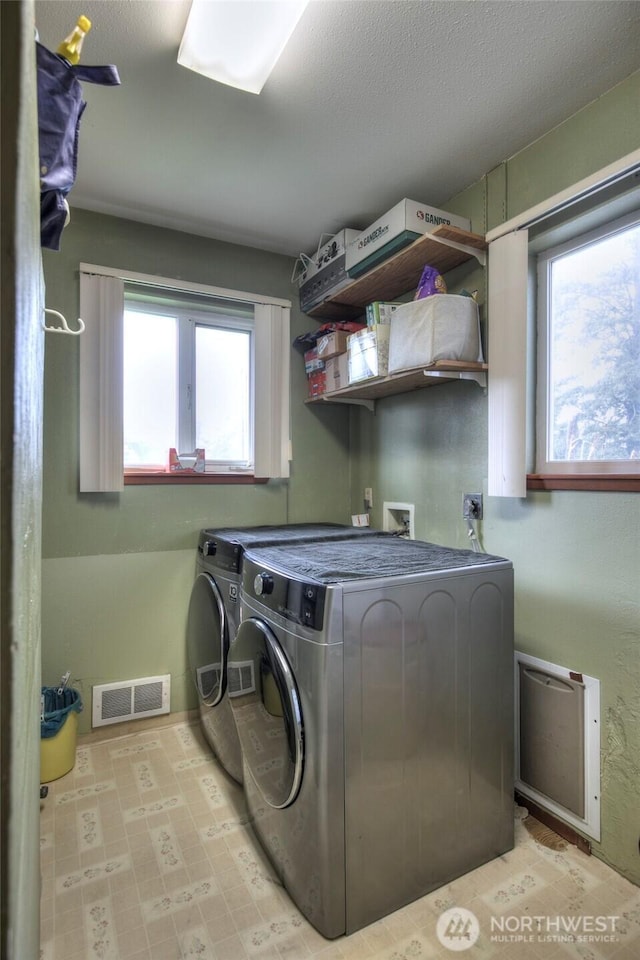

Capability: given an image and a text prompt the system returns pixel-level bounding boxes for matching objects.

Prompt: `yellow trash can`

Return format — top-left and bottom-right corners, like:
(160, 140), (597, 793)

(40, 686), (82, 782)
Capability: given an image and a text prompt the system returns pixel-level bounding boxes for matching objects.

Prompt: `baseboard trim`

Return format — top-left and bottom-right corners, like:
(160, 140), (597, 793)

(78, 708), (199, 745)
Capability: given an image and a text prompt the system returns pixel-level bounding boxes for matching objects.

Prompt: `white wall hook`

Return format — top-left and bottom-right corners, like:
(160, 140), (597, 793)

(43, 308), (85, 335)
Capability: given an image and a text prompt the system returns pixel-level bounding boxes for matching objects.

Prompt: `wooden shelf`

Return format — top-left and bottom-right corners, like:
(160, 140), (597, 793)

(302, 225), (488, 408)
(306, 225), (487, 320)
(306, 361), (488, 410)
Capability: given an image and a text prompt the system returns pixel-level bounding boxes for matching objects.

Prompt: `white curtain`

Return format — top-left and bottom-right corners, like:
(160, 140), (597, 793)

(487, 231), (529, 498)
(253, 302), (291, 479)
(79, 273), (125, 492)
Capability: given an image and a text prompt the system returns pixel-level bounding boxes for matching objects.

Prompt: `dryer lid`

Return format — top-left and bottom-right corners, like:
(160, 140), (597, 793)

(244, 536), (511, 584)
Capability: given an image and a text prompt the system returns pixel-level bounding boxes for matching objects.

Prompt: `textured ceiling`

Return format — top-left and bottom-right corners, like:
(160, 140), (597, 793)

(34, 0), (640, 258)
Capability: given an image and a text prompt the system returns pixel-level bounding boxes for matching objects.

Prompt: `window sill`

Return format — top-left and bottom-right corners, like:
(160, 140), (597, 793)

(124, 472), (267, 486)
(527, 474), (640, 492)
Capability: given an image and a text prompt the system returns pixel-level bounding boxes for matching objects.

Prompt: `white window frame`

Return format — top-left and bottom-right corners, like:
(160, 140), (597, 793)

(79, 264), (291, 491)
(486, 148), (640, 497)
(536, 210), (640, 477)
(123, 297), (256, 472)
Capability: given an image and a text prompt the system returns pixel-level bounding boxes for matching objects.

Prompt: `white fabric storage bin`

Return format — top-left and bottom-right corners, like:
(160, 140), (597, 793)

(388, 295), (483, 374)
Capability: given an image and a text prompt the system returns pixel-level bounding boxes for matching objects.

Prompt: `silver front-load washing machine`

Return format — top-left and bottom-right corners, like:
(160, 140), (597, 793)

(227, 536), (514, 938)
(186, 523), (387, 783)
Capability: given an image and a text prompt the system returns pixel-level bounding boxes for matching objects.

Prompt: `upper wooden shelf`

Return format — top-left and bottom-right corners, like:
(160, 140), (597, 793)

(306, 225), (487, 320)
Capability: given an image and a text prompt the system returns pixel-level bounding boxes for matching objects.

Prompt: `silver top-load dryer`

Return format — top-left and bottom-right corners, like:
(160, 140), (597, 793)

(228, 536), (514, 938)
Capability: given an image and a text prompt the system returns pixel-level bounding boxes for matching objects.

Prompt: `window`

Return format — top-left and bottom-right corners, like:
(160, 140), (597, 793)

(487, 150), (640, 496)
(123, 289), (254, 472)
(78, 267), (291, 491)
(536, 212), (640, 476)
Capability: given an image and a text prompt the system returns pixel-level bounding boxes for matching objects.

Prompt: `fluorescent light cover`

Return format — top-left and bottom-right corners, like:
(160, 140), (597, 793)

(178, 0), (309, 94)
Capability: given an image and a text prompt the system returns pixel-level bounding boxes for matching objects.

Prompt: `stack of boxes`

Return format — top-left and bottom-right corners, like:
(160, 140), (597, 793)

(304, 330), (351, 398)
(304, 301), (405, 397)
(298, 200), (470, 315)
(304, 343), (327, 398)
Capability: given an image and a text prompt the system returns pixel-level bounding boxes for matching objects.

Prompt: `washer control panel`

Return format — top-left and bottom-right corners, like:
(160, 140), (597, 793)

(197, 532), (242, 573)
(243, 559), (326, 631)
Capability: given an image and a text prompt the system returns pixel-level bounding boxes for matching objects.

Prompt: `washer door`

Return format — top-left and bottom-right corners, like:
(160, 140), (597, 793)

(186, 572), (227, 707)
(228, 617), (304, 808)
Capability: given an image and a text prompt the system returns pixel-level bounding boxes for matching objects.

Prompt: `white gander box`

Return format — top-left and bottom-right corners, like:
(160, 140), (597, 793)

(348, 325), (391, 384)
(346, 199), (471, 278)
(388, 295), (483, 374)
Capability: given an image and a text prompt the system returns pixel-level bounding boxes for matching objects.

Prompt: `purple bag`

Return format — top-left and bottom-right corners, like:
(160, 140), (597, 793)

(414, 265), (447, 300)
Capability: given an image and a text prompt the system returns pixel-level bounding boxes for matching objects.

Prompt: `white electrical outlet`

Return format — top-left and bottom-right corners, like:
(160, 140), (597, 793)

(383, 501), (415, 539)
(364, 487), (373, 508)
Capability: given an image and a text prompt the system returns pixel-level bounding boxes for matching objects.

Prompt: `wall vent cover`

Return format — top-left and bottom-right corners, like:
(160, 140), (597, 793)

(92, 675), (170, 727)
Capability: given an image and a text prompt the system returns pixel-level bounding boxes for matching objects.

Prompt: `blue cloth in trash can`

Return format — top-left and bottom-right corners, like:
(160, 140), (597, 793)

(41, 687), (82, 738)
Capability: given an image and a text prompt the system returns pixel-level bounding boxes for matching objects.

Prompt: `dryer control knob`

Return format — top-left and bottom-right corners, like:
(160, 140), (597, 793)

(254, 572), (274, 596)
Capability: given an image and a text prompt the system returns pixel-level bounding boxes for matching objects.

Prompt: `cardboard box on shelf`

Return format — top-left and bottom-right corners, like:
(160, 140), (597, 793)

(366, 301), (404, 326)
(307, 370), (327, 398)
(325, 353), (350, 392)
(347, 325), (391, 384)
(297, 228), (359, 314)
(346, 198), (471, 278)
(304, 347), (325, 374)
(316, 330), (349, 360)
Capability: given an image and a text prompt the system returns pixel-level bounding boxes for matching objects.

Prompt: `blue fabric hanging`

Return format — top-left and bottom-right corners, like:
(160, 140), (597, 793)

(36, 41), (120, 250)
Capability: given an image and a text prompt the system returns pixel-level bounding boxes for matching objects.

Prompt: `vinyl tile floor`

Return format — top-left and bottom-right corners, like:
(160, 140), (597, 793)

(40, 716), (640, 960)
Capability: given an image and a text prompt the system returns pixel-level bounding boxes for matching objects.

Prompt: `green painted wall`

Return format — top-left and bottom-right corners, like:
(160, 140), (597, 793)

(505, 71), (640, 229)
(41, 210), (351, 728)
(350, 72), (640, 885)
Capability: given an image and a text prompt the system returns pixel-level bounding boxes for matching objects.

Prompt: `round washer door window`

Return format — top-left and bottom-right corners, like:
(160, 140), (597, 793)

(228, 617), (304, 808)
(186, 572), (227, 707)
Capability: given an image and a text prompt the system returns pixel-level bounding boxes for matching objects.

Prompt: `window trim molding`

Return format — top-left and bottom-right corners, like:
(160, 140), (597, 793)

(527, 475), (640, 493)
(486, 148), (640, 243)
(80, 262), (291, 309)
(123, 472), (268, 485)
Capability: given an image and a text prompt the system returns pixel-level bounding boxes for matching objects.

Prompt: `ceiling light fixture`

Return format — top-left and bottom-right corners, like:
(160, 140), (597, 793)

(177, 0), (309, 95)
